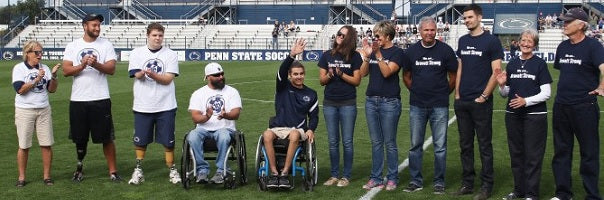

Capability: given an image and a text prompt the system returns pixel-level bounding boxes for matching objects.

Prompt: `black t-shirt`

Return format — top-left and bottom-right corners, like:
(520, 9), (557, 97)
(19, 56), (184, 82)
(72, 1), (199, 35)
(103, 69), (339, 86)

(366, 46), (406, 99)
(554, 37), (604, 105)
(403, 40), (457, 107)
(505, 56), (552, 114)
(318, 50), (362, 101)
(456, 31), (504, 101)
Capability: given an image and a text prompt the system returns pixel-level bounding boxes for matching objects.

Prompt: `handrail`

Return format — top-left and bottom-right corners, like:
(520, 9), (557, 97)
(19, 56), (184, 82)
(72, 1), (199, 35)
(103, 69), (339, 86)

(131, 0), (162, 19)
(62, 0), (87, 19)
(361, 4), (386, 20)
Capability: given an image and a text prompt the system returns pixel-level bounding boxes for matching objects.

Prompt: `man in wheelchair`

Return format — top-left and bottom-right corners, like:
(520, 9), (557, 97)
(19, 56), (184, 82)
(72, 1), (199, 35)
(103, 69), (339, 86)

(262, 38), (318, 188)
(186, 62), (242, 184)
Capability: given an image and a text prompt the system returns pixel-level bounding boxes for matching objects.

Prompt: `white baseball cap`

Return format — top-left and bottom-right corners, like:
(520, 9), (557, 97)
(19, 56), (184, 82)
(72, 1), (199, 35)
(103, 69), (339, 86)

(204, 62), (224, 80)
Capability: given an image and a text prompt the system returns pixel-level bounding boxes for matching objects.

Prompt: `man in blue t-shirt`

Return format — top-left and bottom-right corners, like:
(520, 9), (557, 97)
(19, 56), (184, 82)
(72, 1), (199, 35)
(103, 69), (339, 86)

(551, 7), (604, 200)
(453, 4), (503, 200)
(262, 39), (318, 189)
(401, 16), (457, 194)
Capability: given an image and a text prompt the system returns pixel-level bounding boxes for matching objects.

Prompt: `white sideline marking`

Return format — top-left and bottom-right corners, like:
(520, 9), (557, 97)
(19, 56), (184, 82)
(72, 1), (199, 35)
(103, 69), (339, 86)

(359, 115), (457, 200)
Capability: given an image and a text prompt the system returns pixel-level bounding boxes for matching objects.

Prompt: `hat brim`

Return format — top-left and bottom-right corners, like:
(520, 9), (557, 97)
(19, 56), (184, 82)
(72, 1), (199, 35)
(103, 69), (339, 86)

(558, 15), (576, 22)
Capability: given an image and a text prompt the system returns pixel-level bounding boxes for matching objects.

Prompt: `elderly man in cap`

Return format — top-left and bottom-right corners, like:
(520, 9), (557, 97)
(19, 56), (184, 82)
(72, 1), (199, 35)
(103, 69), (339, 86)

(551, 7), (604, 200)
(186, 62), (242, 184)
(62, 13), (121, 182)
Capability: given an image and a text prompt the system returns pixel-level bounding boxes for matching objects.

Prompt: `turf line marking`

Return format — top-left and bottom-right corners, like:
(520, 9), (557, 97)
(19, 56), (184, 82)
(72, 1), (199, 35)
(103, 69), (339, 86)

(359, 115), (457, 200)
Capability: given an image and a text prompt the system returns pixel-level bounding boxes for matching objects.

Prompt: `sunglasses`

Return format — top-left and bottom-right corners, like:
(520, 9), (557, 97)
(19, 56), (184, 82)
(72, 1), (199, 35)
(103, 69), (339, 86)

(209, 72), (224, 77)
(29, 50), (43, 55)
(337, 31), (346, 37)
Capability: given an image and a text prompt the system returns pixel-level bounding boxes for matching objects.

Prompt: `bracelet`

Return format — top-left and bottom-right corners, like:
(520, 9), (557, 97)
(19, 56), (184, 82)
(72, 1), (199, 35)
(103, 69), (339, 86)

(480, 93), (489, 100)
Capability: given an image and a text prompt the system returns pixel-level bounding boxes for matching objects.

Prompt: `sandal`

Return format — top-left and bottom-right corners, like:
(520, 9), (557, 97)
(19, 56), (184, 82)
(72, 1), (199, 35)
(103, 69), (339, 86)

(44, 178), (54, 186)
(15, 180), (26, 187)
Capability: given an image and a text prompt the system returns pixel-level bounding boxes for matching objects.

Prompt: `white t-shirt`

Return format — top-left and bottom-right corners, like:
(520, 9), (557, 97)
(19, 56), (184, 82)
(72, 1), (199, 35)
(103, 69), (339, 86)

(128, 46), (179, 113)
(63, 37), (117, 101)
(188, 85), (242, 131)
(12, 62), (52, 108)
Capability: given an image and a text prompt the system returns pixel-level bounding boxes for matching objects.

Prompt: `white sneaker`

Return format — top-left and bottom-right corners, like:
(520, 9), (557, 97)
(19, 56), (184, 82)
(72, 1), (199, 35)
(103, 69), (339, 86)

(169, 168), (181, 184)
(128, 168), (144, 185)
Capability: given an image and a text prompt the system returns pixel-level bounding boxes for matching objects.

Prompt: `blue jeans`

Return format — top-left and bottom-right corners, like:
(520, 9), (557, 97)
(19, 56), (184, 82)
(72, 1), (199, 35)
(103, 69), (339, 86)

(365, 96), (401, 183)
(408, 105), (448, 187)
(186, 127), (233, 175)
(324, 104), (357, 179)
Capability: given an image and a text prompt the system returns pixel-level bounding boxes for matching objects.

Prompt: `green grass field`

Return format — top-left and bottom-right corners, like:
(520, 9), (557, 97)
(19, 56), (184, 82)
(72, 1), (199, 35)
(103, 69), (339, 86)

(1, 60), (602, 199)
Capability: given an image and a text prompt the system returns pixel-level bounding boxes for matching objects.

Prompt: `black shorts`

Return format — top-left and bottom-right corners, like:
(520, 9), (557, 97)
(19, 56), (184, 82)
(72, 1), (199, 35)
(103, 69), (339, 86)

(69, 99), (115, 144)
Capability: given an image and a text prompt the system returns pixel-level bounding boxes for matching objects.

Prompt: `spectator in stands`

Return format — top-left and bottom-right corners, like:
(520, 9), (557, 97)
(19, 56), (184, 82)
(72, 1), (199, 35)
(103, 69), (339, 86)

(599, 17), (603, 31)
(358, 20), (406, 191)
(366, 27), (372, 38)
(546, 14), (552, 28)
(12, 40), (61, 187)
(453, 4), (503, 200)
(406, 25), (412, 37)
(412, 25), (418, 35)
(295, 26), (300, 32)
(319, 25), (362, 188)
(401, 16), (457, 195)
(551, 7), (604, 200)
(274, 20), (279, 28)
(509, 39), (518, 59)
(272, 27), (279, 50)
(496, 29), (552, 200)
(288, 20), (296, 32)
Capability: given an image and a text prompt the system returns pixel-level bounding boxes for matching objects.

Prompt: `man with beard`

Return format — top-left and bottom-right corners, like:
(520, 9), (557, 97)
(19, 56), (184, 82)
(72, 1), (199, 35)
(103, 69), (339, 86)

(126, 23), (181, 185)
(62, 13), (120, 182)
(453, 4), (503, 200)
(186, 62), (242, 184)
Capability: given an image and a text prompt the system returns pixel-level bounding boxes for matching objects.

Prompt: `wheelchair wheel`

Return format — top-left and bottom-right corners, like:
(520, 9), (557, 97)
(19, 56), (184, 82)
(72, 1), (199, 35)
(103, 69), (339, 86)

(304, 141), (318, 191)
(180, 134), (194, 189)
(236, 131), (248, 185)
(255, 135), (268, 191)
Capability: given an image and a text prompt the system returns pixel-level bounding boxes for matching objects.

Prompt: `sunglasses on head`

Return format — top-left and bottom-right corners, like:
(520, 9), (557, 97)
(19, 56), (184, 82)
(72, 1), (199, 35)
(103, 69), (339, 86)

(337, 31), (346, 37)
(209, 72), (224, 77)
(29, 50), (43, 55)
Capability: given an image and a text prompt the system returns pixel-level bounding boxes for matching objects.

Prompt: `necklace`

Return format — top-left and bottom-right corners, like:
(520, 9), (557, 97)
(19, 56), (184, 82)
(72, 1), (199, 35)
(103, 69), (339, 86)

(520, 58), (528, 68)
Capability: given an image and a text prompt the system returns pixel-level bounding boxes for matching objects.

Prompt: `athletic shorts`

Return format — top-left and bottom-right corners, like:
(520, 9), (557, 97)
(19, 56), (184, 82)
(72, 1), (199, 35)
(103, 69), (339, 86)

(15, 106), (54, 149)
(133, 109), (177, 148)
(268, 127), (307, 141)
(69, 99), (115, 144)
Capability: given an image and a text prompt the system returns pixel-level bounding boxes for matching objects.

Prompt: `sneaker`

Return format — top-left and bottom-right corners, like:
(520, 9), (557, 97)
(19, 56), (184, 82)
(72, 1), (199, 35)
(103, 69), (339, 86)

(434, 185), (445, 195)
(549, 197), (572, 200)
(403, 183), (423, 192)
(72, 164), (84, 182)
(169, 168), (181, 184)
(323, 177), (339, 186)
(110, 172), (123, 182)
(336, 178), (350, 187)
(196, 173), (209, 184)
(362, 179), (384, 190)
(473, 188), (492, 200)
(503, 192), (521, 200)
(210, 172), (224, 184)
(385, 180), (397, 191)
(128, 168), (144, 185)
(525, 198), (535, 200)
(453, 185), (473, 195)
(266, 175), (279, 188)
(278, 175), (291, 188)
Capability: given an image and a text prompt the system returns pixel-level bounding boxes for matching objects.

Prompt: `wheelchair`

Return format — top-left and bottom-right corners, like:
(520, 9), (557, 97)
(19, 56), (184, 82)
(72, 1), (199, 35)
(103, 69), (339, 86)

(180, 130), (247, 189)
(255, 134), (318, 191)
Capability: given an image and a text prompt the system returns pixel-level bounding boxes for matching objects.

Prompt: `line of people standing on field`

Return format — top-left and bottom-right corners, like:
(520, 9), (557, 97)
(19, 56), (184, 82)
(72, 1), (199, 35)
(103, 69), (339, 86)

(11, 5), (603, 200)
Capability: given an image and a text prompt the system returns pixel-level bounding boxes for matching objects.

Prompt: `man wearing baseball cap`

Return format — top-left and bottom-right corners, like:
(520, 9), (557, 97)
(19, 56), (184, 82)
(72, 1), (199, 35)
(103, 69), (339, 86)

(551, 7), (604, 200)
(62, 13), (121, 182)
(186, 62), (242, 184)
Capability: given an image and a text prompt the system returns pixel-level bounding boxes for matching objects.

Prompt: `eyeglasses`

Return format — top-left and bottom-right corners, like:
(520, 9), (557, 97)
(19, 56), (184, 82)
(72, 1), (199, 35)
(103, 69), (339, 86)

(28, 50), (43, 55)
(336, 31), (346, 38)
(209, 72), (224, 77)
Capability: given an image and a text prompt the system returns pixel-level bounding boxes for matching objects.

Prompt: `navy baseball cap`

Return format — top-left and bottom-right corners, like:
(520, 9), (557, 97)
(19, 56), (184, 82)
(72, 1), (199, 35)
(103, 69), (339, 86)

(558, 7), (588, 22)
(82, 13), (104, 23)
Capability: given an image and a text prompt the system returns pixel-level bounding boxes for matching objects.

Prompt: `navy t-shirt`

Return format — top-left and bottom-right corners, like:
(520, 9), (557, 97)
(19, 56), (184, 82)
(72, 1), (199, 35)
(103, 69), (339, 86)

(554, 37), (604, 105)
(505, 56), (553, 114)
(456, 31), (504, 101)
(318, 50), (362, 101)
(366, 46), (406, 99)
(403, 40), (457, 107)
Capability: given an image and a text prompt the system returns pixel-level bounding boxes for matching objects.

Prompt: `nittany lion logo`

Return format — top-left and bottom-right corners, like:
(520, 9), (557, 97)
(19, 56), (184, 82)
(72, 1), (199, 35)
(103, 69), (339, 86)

(142, 58), (165, 81)
(206, 95), (225, 116)
(77, 48), (100, 68)
(25, 71), (46, 93)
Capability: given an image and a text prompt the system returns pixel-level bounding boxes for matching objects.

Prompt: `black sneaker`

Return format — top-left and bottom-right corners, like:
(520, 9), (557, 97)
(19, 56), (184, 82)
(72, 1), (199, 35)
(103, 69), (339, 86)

(278, 175), (291, 188)
(473, 188), (492, 200)
(453, 185), (473, 195)
(110, 172), (123, 182)
(503, 192), (522, 200)
(72, 164), (84, 182)
(403, 183), (423, 192)
(433, 185), (445, 195)
(266, 175), (279, 188)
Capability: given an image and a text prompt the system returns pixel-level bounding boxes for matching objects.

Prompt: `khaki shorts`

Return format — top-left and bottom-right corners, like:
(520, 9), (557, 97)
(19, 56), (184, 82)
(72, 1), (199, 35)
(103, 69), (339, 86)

(15, 107), (54, 149)
(268, 127), (308, 141)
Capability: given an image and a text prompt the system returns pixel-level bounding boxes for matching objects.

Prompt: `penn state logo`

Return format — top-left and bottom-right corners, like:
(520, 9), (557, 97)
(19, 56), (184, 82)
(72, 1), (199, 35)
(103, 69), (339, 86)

(142, 58), (165, 81)
(206, 94), (225, 116)
(188, 51), (201, 61)
(133, 136), (140, 142)
(25, 71), (46, 93)
(499, 18), (534, 29)
(305, 51), (320, 61)
(76, 48), (100, 68)
(2, 51), (14, 60)
(302, 96), (311, 102)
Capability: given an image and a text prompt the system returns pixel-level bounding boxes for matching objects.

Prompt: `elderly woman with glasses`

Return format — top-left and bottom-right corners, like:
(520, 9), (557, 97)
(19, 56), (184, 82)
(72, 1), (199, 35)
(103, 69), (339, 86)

(358, 20), (407, 191)
(11, 40), (61, 187)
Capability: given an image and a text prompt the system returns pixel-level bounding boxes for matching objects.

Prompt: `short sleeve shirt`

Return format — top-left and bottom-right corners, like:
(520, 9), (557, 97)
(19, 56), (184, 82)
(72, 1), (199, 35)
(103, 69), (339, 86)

(188, 85), (242, 131)
(12, 62), (52, 108)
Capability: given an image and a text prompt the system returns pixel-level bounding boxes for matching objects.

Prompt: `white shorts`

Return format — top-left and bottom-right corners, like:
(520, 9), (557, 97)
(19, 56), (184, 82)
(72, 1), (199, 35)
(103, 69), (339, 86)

(15, 106), (54, 149)
(268, 127), (307, 141)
